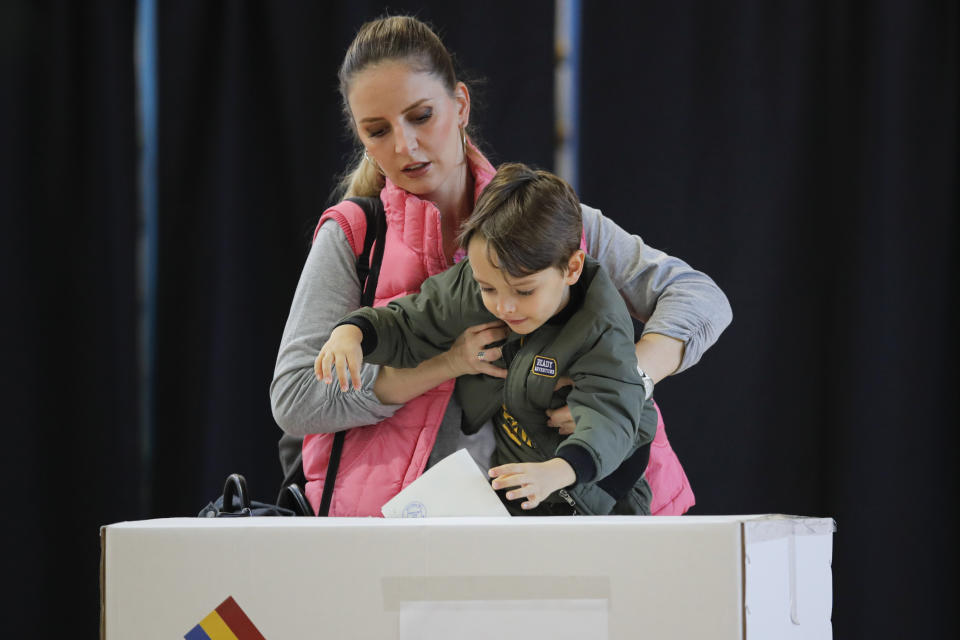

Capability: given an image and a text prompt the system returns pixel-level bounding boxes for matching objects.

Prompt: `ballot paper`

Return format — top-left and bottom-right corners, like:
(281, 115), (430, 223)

(381, 448), (510, 517)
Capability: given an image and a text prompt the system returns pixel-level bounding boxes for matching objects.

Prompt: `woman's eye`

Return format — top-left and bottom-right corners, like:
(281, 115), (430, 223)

(367, 127), (388, 138)
(412, 108), (432, 123)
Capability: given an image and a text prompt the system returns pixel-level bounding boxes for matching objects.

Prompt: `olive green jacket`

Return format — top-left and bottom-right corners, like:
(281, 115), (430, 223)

(346, 256), (656, 514)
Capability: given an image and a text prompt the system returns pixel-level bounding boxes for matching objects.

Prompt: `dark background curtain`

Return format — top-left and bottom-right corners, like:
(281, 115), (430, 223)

(2, 1), (141, 637)
(578, 3), (957, 636)
(1, 1), (954, 637)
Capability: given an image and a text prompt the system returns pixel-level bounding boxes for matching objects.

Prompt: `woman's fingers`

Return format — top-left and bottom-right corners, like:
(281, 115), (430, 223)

(477, 362), (508, 378)
(479, 326), (508, 344)
(470, 322), (508, 354)
(476, 346), (503, 363)
(545, 405), (576, 435)
(469, 320), (507, 335)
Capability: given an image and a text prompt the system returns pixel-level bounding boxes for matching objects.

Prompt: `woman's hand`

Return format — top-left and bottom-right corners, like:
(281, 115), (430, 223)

(372, 321), (509, 405)
(489, 458), (577, 510)
(440, 320), (509, 379)
(545, 376), (576, 435)
(315, 324), (364, 391)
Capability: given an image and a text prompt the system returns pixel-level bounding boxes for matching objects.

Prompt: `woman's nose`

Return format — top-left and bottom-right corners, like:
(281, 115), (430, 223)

(394, 123), (418, 155)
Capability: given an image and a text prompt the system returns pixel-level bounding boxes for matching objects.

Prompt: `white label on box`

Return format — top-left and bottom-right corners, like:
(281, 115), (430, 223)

(398, 599), (608, 639)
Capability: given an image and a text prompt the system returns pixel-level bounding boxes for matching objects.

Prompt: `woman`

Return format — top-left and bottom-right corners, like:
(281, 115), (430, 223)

(270, 16), (731, 516)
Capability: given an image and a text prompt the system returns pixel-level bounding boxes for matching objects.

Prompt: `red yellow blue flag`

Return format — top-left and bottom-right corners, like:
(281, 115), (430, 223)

(184, 596), (266, 640)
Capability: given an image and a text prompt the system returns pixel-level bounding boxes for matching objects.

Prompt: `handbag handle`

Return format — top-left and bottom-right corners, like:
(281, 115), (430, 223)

(279, 483), (313, 517)
(222, 473), (252, 515)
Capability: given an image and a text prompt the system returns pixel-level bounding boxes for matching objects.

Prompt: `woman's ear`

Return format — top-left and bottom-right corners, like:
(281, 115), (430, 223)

(455, 81), (471, 128)
(564, 250), (586, 285)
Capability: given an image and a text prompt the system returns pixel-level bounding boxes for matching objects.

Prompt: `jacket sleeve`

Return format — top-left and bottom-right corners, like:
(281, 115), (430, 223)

(269, 219), (403, 437)
(555, 321), (653, 483)
(346, 261), (496, 369)
(581, 203), (732, 373)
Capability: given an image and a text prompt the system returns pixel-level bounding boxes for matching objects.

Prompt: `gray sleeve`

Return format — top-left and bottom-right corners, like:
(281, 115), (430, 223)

(581, 203), (733, 373)
(269, 220), (402, 437)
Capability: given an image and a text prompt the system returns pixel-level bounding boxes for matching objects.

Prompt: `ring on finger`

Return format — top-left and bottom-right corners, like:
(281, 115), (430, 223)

(476, 350), (485, 361)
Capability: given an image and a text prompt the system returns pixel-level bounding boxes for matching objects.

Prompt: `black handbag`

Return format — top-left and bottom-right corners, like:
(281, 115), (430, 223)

(276, 196), (387, 515)
(199, 473), (312, 517)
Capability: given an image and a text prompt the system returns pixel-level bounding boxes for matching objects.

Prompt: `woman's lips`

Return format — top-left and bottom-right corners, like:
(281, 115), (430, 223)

(401, 161), (431, 178)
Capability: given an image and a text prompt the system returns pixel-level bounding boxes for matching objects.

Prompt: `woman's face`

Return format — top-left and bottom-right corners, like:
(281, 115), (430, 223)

(347, 60), (469, 202)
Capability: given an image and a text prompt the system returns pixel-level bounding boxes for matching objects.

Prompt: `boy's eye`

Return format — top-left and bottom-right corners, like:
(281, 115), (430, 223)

(479, 287), (495, 294)
(516, 289), (534, 297)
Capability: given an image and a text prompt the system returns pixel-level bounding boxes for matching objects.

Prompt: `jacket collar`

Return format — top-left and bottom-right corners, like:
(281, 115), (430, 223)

(379, 144), (496, 274)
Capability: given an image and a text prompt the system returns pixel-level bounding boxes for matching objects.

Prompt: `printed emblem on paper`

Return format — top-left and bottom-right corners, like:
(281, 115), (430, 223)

(402, 501), (427, 518)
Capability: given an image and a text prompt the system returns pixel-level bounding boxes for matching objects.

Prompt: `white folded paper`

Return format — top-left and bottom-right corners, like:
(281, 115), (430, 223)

(381, 448), (510, 518)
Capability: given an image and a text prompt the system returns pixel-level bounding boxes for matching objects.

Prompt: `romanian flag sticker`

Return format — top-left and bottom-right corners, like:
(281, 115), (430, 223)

(184, 596), (266, 640)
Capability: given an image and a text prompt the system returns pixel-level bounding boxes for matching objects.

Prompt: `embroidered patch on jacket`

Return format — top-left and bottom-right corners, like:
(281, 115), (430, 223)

(498, 405), (534, 448)
(531, 355), (558, 378)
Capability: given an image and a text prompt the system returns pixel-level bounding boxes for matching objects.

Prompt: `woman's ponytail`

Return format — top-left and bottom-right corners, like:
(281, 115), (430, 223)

(338, 152), (385, 199)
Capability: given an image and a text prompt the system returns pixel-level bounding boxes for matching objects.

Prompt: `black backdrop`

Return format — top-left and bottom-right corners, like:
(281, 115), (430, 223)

(1, 1), (955, 637)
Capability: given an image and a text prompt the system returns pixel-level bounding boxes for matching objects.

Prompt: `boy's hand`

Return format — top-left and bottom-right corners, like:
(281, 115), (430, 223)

(315, 324), (364, 391)
(489, 458), (576, 510)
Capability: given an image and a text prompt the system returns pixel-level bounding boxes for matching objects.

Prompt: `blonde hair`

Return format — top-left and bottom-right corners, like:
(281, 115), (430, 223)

(340, 150), (385, 198)
(335, 16), (471, 199)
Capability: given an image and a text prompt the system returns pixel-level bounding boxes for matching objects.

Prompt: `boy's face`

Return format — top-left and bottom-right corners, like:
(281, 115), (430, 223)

(468, 236), (584, 335)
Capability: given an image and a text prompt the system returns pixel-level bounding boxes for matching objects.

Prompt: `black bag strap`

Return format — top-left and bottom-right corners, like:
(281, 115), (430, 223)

(313, 196), (386, 516)
(349, 196), (387, 307)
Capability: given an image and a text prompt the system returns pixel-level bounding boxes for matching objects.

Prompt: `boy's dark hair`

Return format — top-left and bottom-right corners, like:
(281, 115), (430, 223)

(458, 163), (582, 278)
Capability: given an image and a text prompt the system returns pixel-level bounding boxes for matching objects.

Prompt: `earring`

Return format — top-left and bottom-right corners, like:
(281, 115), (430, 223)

(363, 149), (385, 176)
(459, 124), (467, 157)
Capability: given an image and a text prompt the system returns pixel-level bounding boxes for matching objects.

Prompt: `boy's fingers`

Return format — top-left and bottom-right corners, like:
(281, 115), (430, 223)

(335, 353), (349, 391)
(321, 352), (333, 384)
(489, 463), (517, 477)
(490, 468), (527, 491)
(506, 486), (533, 501)
(348, 351), (362, 390)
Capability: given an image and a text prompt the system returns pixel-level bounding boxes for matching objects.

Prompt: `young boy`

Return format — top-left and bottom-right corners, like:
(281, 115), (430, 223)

(316, 163), (656, 515)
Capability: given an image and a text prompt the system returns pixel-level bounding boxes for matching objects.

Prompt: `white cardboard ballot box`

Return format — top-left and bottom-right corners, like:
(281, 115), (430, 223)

(100, 515), (834, 639)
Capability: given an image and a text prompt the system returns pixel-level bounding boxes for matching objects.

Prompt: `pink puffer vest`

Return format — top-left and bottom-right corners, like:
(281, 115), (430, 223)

(302, 151), (497, 516)
(303, 150), (694, 516)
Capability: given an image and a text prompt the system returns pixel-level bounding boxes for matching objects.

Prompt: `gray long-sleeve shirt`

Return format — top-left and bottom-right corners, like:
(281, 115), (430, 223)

(270, 203), (732, 459)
